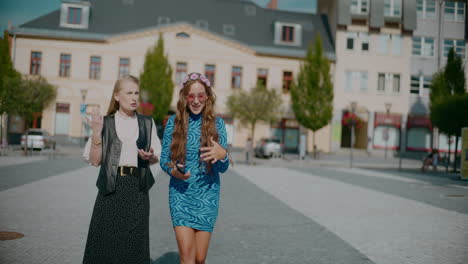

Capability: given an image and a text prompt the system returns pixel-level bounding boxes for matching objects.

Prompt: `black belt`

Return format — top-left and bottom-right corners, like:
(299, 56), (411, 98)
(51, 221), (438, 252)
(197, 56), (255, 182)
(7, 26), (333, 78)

(118, 166), (138, 176)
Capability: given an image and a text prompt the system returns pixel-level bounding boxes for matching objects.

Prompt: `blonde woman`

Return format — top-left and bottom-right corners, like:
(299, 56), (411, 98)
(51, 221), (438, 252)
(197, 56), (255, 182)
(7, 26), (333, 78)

(82, 75), (160, 264)
(160, 72), (229, 264)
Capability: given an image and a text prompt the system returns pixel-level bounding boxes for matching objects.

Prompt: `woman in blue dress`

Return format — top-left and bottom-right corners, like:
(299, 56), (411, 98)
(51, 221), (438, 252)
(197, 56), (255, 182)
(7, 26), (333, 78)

(160, 72), (229, 264)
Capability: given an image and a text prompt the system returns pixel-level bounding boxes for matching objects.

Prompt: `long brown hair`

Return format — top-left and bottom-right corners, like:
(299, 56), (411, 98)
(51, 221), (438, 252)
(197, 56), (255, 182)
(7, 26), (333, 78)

(170, 72), (218, 172)
(107, 75), (139, 115)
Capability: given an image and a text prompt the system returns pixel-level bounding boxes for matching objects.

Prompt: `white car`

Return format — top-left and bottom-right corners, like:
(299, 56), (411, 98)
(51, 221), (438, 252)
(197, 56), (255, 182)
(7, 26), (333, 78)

(254, 137), (283, 158)
(21, 129), (56, 150)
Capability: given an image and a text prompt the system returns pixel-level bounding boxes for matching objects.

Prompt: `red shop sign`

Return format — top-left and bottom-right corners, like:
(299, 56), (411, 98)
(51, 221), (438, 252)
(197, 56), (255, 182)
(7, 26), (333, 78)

(374, 112), (401, 128)
(407, 115), (432, 129)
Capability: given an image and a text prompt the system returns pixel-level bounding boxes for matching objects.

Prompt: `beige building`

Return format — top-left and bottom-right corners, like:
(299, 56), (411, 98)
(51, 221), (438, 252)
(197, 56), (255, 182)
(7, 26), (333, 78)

(9, 0), (336, 153)
(318, 0), (417, 154)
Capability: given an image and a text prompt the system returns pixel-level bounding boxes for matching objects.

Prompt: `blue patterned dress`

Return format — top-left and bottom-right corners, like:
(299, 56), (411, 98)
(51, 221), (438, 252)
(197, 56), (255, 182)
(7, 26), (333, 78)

(160, 113), (229, 232)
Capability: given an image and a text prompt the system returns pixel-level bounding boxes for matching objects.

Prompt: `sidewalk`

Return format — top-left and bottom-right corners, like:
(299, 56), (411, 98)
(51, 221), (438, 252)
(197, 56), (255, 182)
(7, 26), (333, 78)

(229, 148), (463, 179)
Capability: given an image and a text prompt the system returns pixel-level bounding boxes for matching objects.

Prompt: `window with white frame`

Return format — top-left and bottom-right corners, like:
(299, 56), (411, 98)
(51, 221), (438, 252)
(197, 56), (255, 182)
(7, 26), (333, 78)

(411, 75), (432, 95)
(59, 53), (71, 77)
(443, 39), (466, 58)
(119, 58), (130, 78)
(274, 22), (302, 46)
(378, 34), (402, 55)
(360, 32), (369, 51)
(377, 73), (400, 93)
(413, 37), (435, 57)
(345, 71), (368, 92)
(351, 0), (369, 15)
(89, 56), (101, 80)
(392, 35), (402, 55)
(417, 0), (436, 19)
(204, 64), (215, 87)
(445, 0), (465, 22)
(176, 62), (187, 85)
(346, 32), (356, 50)
(384, 0), (402, 17)
(60, 2), (90, 29)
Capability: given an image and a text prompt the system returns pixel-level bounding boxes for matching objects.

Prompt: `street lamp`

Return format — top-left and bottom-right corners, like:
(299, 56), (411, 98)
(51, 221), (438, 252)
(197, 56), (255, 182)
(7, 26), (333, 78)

(350, 101), (357, 168)
(384, 102), (392, 160)
(80, 89), (88, 147)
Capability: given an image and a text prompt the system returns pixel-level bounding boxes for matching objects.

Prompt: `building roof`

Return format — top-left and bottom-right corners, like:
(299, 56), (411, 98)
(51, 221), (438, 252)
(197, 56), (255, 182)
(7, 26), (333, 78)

(14, 0), (335, 59)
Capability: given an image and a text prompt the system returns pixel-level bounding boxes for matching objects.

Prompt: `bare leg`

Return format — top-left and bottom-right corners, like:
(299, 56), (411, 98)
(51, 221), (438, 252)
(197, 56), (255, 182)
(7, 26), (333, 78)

(194, 230), (212, 264)
(174, 226), (196, 264)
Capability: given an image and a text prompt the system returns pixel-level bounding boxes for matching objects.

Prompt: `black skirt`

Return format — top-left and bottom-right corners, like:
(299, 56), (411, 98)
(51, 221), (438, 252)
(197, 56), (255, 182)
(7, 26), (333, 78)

(83, 173), (150, 264)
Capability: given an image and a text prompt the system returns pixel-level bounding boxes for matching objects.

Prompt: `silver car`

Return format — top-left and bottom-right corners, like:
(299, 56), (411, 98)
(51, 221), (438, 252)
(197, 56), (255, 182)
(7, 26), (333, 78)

(21, 129), (56, 150)
(254, 137), (283, 158)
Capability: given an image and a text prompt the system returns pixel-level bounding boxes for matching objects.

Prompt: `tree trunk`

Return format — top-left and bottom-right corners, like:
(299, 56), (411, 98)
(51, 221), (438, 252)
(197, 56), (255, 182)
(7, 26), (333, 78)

(251, 121), (256, 145)
(313, 131), (317, 159)
(446, 136), (451, 172)
(453, 135), (459, 172)
(23, 122), (29, 156)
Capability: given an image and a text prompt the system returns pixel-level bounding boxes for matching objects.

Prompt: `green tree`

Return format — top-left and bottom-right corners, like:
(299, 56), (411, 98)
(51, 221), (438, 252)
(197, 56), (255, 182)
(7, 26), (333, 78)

(430, 47), (467, 171)
(139, 33), (173, 137)
(16, 75), (56, 154)
(290, 34), (333, 158)
(227, 83), (282, 142)
(0, 31), (22, 113)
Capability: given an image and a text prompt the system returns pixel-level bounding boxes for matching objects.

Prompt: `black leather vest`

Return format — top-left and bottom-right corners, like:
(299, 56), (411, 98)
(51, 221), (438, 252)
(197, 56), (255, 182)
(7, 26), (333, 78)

(96, 114), (155, 195)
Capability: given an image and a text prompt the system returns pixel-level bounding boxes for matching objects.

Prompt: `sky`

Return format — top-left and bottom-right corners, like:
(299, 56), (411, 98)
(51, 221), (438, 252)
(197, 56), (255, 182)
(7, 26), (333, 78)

(0, 0), (317, 33)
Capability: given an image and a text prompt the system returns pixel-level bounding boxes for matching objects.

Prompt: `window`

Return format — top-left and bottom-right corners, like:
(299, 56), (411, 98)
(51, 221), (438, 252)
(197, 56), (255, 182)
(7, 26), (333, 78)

(274, 22), (302, 46)
(384, 0), (402, 17)
(257, 68), (268, 87)
(196, 20), (209, 30)
(345, 71), (368, 92)
(417, 0), (436, 19)
(204, 64), (215, 87)
(360, 32), (369, 51)
(89, 56), (101, 80)
(282, 26), (295, 42)
(378, 73), (400, 93)
(411, 75), (432, 95)
(347, 33), (356, 50)
(282, 71), (293, 93)
(59, 53), (71, 77)
(119, 58), (130, 78)
(413, 37), (435, 56)
(158, 17), (170, 26)
(351, 0), (369, 14)
(67, 7), (82, 24)
(30, 51), (42, 75)
(223, 24), (235, 36)
(378, 34), (390, 54)
(445, 0), (465, 22)
(176, 32), (190, 38)
(444, 39), (466, 58)
(378, 34), (401, 55)
(231, 66), (242, 89)
(175, 62), (187, 85)
(392, 35), (402, 55)
(378, 73), (386, 92)
(393, 74), (400, 93)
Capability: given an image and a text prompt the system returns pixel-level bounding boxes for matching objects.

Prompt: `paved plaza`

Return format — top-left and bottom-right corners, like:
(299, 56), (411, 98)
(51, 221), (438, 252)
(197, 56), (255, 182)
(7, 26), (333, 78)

(1, 147), (467, 264)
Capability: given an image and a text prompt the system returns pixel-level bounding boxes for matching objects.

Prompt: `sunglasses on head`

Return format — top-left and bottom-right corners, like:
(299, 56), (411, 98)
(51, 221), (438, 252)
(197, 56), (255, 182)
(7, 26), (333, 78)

(186, 92), (207, 103)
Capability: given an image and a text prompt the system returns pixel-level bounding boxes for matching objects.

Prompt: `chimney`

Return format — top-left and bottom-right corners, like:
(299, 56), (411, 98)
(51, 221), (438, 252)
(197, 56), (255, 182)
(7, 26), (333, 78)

(267, 0), (278, 10)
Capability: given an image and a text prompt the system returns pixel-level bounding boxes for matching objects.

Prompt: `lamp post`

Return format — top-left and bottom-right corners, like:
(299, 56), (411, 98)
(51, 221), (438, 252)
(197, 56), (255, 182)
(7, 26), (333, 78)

(384, 103), (392, 159)
(80, 89), (88, 147)
(350, 101), (357, 168)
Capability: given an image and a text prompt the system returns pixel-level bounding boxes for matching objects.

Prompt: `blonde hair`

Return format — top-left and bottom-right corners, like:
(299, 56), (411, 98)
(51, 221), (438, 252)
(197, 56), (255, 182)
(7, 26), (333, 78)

(107, 75), (139, 115)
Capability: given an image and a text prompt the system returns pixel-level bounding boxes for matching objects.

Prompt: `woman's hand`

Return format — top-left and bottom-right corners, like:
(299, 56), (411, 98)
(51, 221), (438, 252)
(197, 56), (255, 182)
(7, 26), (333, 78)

(87, 108), (103, 136)
(200, 137), (227, 164)
(171, 164), (191, 180)
(138, 148), (159, 164)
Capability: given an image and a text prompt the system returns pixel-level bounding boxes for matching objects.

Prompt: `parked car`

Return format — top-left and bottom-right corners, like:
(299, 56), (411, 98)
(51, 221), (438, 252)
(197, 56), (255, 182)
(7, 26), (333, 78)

(254, 137), (283, 158)
(21, 129), (56, 150)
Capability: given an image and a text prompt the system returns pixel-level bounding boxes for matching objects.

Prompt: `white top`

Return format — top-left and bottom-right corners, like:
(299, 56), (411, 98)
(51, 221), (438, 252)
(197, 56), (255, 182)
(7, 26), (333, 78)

(83, 111), (161, 166)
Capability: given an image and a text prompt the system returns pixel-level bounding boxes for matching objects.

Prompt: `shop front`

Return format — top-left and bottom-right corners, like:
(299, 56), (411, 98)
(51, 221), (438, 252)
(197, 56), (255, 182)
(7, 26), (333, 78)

(406, 115), (432, 152)
(373, 112), (401, 150)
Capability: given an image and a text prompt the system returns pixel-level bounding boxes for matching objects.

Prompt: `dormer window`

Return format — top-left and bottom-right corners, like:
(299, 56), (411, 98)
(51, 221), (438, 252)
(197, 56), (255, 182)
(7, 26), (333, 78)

(274, 22), (302, 46)
(60, 1), (90, 29)
(67, 7), (82, 24)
